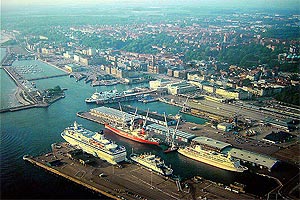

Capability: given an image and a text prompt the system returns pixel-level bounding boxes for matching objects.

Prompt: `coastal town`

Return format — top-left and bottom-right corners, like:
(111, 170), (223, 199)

(1, 2), (299, 200)
(2, 12), (299, 104)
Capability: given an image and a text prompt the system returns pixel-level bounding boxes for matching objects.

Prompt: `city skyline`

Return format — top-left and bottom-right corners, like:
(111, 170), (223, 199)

(3, 0), (300, 9)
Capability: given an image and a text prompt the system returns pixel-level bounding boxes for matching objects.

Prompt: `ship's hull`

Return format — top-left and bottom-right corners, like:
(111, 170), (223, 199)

(61, 132), (126, 164)
(131, 156), (172, 176)
(178, 148), (246, 172)
(105, 124), (159, 146)
(85, 98), (97, 103)
(164, 147), (178, 153)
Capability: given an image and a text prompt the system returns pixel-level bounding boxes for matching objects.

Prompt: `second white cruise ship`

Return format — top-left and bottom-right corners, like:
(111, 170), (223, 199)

(61, 121), (127, 164)
(178, 144), (248, 172)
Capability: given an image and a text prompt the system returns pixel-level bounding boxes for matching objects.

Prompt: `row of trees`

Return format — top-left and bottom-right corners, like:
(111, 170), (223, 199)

(275, 86), (300, 106)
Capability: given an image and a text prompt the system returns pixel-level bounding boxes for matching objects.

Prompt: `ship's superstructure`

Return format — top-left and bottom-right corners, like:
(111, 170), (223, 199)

(130, 153), (173, 176)
(85, 89), (120, 103)
(105, 124), (160, 145)
(61, 121), (127, 164)
(104, 105), (160, 145)
(178, 137), (248, 172)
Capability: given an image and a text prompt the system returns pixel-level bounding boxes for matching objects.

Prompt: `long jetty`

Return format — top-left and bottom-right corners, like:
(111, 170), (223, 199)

(0, 103), (49, 113)
(27, 73), (69, 81)
(1, 66), (65, 113)
(23, 156), (118, 200)
(2, 66), (38, 104)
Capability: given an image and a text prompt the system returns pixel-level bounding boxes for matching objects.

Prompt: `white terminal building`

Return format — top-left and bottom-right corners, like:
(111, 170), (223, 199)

(149, 79), (197, 95)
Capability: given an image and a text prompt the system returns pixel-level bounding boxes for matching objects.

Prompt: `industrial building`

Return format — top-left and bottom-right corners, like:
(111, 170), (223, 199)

(149, 79), (172, 90)
(147, 123), (196, 143)
(217, 122), (234, 132)
(90, 106), (176, 126)
(65, 63), (83, 72)
(223, 147), (278, 171)
(167, 81), (197, 95)
(192, 137), (232, 152)
(189, 80), (251, 100)
(91, 106), (136, 123)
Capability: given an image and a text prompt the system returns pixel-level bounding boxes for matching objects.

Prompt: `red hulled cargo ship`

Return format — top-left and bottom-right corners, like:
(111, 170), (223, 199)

(105, 124), (159, 146)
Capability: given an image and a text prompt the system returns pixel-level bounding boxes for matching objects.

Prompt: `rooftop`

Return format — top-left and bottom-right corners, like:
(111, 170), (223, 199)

(91, 106), (137, 122)
(224, 147), (278, 170)
(192, 136), (232, 150)
(147, 123), (196, 140)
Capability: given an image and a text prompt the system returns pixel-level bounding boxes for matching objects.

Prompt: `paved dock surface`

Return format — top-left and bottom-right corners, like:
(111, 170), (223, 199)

(24, 142), (257, 200)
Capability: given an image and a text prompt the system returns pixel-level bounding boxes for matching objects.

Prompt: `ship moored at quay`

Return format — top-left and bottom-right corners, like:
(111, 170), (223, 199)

(178, 144), (248, 172)
(85, 88), (156, 104)
(86, 105), (161, 145)
(85, 89), (121, 103)
(78, 105), (278, 171)
(105, 123), (160, 146)
(23, 142), (258, 200)
(130, 153), (173, 176)
(61, 121), (127, 164)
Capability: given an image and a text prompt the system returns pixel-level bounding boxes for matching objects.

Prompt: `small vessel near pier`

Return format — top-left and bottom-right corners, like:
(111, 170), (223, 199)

(130, 153), (173, 176)
(85, 89), (121, 103)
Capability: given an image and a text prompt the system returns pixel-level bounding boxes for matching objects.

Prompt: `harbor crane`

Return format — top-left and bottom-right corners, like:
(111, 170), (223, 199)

(181, 97), (190, 112)
(163, 112), (179, 153)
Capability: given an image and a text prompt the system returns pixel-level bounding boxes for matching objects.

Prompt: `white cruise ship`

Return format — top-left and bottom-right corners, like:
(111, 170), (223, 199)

(85, 89), (120, 103)
(130, 153), (173, 176)
(61, 122), (127, 164)
(178, 144), (248, 172)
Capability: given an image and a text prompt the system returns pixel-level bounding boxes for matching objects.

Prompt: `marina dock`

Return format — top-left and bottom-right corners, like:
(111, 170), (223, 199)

(1, 65), (66, 113)
(23, 142), (257, 200)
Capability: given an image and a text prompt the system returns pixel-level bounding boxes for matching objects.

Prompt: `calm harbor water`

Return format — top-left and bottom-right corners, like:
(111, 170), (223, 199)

(12, 60), (66, 80)
(0, 69), (22, 109)
(1, 60), (277, 198)
(1, 47), (7, 61)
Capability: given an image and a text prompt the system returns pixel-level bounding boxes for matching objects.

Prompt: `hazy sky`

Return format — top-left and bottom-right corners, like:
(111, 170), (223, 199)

(3, 0), (300, 9)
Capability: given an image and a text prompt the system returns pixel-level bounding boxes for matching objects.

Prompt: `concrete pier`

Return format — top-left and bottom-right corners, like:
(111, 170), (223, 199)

(27, 73), (69, 81)
(23, 142), (257, 200)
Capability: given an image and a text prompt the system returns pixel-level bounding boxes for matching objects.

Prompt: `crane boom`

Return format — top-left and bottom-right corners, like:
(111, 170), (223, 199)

(143, 108), (149, 128)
